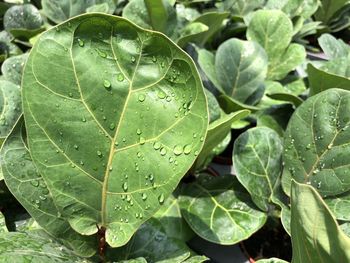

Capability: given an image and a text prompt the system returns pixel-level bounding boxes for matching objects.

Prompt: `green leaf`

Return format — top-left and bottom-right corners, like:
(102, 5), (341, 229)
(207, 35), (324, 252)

(341, 221), (350, 238)
(145, 0), (174, 33)
(0, 31), (22, 61)
(153, 195), (193, 241)
(318, 33), (350, 59)
(216, 38), (267, 104)
(1, 119), (97, 256)
(0, 80), (22, 143)
(123, 0), (177, 37)
(179, 174), (267, 245)
(0, 212), (8, 233)
(257, 104), (295, 137)
(110, 218), (193, 263)
(86, 3), (110, 13)
(265, 0), (319, 19)
(177, 22), (208, 48)
(234, 127), (283, 211)
(282, 88), (350, 197)
(1, 53), (28, 85)
(205, 89), (221, 123)
(195, 110), (250, 170)
(307, 63), (350, 96)
(324, 191), (350, 221)
(247, 10), (306, 80)
(0, 231), (90, 262)
(221, 0), (264, 17)
(178, 12), (229, 47)
(315, 0), (349, 24)
(42, 0), (117, 23)
(118, 258), (147, 263)
(3, 4), (44, 39)
(22, 13), (208, 247)
(291, 181), (350, 263)
(218, 94), (260, 113)
(182, 256), (208, 263)
(266, 92), (303, 107)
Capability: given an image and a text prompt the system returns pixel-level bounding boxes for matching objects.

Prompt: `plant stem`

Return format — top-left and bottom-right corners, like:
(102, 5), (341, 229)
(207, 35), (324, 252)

(98, 226), (107, 262)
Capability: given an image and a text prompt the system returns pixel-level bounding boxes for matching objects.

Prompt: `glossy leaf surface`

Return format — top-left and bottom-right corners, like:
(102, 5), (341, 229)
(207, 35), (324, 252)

(22, 13), (208, 247)
(0, 80), (22, 143)
(0, 231), (88, 262)
(282, 89), (350, 197)
(247, 10), (305, 80)
(234, 127), (283, 211)
(179, 174), (267, 245)
(1, 53), (28, 85)
(215, 38), (267, 104)
(291, 181), (350, 263)
(1, 119), (96, 256)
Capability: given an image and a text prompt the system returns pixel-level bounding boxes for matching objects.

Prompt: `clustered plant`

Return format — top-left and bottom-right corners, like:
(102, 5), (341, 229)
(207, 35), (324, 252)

(1, 0), (350, 262)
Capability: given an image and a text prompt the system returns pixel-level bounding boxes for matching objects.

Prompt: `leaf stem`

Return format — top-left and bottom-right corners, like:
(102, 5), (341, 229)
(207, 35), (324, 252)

(97, 226), (107, 262)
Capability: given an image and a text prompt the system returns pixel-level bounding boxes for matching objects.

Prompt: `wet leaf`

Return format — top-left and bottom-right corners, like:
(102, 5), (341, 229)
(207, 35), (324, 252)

(179, 174), (267, 245)
(22, 13), (208, 247)
(282, 88), (350, 198)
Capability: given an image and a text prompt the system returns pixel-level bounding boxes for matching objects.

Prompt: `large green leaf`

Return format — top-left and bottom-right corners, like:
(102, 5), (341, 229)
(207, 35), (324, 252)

(179, 174), (267, 245)
(3, 4), (44, 39)
(0, 80), (22, 144)
(1, 119), (96, 256)
(233, 127), (283, 212)
(22, 13), (208, 247)
(215, 38), (267, 105)
(247, 10), (306, 80)
(291, 181), (350, 263)
(195, 110), (250, 170)
(307, 63), (350, 96)
(282, 89), (350, 197)
(42, 0), (117, 24)
(0, 231), (90, 262)
(1, 53), (28, 85)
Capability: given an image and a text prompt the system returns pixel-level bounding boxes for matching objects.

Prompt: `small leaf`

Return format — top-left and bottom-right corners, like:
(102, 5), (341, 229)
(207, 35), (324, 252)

(216, 38), (267, 104)
(256, 258), (288, 263)
(3, 4), (44, 39)
(282, 88), (350, 197)
(291, 181), (350, 262)
(0, 80), (22, 143)
(324, 191), (350, 221)
(318, 33), (350, 59)
(179, 174), (267, 245)
(247, 10), (305, 80)
(234, 127), (283, 211)
(1, 53), (28, 85)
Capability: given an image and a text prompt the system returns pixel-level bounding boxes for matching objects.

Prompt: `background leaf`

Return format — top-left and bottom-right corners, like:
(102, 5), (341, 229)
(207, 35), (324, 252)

(179, 174), (267, 245)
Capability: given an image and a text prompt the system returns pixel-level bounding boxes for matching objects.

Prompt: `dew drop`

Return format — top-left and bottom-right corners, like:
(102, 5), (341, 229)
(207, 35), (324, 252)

(97, 150), (102, 157)
(173, 145), (183, 155)
(74, 144), (79, 150)
(136, 128), (142, 135)
(142, 193), (147, 200)
(160, 147), (167, 156)
(138, 94), (146, 102)
(131, 56), (136, 63)
(139, 137), (146, 145)
(104, 80), (111, 89)
(109, 123), (115, 130)
(157, 90), (166, 99)
(78, 38), (84, 47)
(183, 144), (192, 155)
(123, 182), (128, 192)
(117, 73), (124, 82)
(153, 141), (161, 150)
(158, 194), (165, 204)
